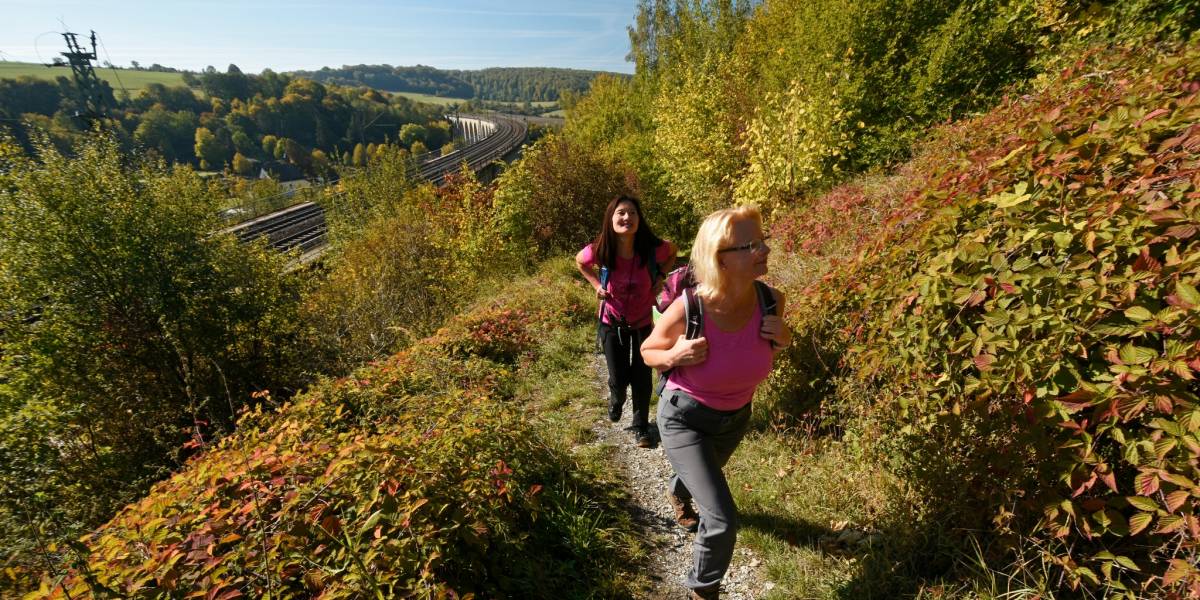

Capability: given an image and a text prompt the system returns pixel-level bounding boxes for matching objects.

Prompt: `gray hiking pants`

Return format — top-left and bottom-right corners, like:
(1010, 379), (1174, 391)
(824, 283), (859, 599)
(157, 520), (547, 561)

(657, 388), (752, 591)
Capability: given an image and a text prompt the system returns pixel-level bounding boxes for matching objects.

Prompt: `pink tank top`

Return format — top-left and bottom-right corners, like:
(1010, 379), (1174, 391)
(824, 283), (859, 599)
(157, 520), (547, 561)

(579, 241), (674, 328)
(665, 299), (774, 411)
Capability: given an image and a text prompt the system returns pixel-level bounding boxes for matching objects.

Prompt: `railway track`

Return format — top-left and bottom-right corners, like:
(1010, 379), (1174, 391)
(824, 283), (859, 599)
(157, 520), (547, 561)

(224, 114), (528, 255)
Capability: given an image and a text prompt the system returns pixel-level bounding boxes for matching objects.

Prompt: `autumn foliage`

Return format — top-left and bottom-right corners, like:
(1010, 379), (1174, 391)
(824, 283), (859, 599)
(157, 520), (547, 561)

(773, 43), (1200, 596)
(22, 269), (626, 599)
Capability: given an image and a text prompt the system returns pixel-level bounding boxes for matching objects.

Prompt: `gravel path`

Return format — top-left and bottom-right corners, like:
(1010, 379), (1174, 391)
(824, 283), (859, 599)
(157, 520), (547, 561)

(586, 356), (770, 599)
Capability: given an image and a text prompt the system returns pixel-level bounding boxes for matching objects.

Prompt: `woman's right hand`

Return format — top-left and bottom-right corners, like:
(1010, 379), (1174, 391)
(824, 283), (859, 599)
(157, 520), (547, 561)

(596, 286), (610, 300)
(672, 336), (708, 367)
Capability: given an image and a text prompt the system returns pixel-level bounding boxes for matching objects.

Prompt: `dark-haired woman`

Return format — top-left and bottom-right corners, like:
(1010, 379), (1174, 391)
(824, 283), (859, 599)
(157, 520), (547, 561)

(576, 196), (676, 448)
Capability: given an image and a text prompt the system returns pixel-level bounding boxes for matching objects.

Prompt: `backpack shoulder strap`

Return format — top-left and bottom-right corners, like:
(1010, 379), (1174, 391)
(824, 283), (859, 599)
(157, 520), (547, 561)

(597, 265), (611, 322)
(658, 285), (703, 396)
(754, 280), (777, 317)
(754, 280), (779, 349)
(646, 253), (660, 283)
(683, 287), (704, 339)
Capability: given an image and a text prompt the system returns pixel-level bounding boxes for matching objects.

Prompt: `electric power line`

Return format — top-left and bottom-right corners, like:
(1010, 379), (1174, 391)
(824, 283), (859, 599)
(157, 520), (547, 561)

(94, 34), (129, 99)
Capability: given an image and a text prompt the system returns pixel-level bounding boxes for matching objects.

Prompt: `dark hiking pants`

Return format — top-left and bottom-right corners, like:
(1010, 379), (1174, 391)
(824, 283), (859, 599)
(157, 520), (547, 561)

(599, 322), (653, 429)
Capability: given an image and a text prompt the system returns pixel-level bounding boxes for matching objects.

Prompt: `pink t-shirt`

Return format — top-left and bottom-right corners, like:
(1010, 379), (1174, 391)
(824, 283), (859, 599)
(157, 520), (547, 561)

(580, 241), (673, 329)
(665, 299), (774, 411)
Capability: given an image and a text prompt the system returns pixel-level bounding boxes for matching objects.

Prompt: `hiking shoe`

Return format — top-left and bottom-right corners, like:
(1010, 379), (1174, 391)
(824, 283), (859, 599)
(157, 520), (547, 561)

(688, 584), (720, 600)
(668, 491), (700, 532)
(608, 396), (623, 423)
(635, 426), (654, 448)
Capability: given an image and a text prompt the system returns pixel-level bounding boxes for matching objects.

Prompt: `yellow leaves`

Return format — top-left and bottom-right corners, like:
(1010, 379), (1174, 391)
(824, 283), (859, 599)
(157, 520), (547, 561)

(734, 77), (856, 211)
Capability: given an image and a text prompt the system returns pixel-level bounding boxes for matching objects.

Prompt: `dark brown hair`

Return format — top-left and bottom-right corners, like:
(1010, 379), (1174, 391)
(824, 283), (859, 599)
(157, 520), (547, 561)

(591, 195), (664, 270)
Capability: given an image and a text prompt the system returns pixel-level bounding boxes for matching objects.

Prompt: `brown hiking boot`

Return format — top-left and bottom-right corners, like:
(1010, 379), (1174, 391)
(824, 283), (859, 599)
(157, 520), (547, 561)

(635, 426), (654, 448)
(688, 584), (720, 599)
(667, 491), (699, 532)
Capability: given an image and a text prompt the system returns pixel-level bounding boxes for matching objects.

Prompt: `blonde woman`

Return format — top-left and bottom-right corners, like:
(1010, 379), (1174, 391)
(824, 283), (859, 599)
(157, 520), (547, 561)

(640, 206), (790, 600)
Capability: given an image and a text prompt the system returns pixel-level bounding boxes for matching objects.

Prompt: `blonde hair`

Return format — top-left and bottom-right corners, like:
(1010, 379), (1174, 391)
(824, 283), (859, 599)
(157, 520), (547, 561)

(691, 205), (763, 299)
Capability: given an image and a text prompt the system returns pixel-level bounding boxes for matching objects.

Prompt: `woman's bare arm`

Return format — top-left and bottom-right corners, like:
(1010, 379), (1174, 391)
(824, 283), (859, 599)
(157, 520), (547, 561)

(575, 248), (608, 299)
(641, 297), (707, 370)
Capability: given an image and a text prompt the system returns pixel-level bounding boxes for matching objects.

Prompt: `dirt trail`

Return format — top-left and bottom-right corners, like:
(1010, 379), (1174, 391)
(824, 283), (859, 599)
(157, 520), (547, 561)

(585, 356), (769, 599)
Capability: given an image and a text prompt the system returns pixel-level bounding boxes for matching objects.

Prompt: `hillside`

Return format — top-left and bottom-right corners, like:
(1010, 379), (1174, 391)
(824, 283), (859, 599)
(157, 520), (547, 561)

(0, 64), (452, 175)
(3, 0), (1199, 598)
(758, 41), (1200, 597)
(0, 61), (186, 94)
(291, 64), (615, 102)
(14, 262), (644, 598)
(292, 64), (473, 98)
(448, 67), (622, 102)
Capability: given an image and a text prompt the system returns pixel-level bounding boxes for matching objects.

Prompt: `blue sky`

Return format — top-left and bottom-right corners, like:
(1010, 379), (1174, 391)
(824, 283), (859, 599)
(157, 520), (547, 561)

(0, 0), (639, 74)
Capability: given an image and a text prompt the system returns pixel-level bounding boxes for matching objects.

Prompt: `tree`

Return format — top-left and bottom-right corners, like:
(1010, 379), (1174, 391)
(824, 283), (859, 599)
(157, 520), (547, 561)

(231, 129), (256, 157)
(399, 123), (428, 148)
(232, 151), (254, 175)
(352, 142), (367, 167)
(0, 77), (63, 117)
(409, 140), (428, 157)
(492, 133), (630, 260)
(0, 133), (308, 570)
(283, 138), (309, 168)
(194, 126), (231, 170)
(134, 108), (198, 163)
(310, 149), (331, 178)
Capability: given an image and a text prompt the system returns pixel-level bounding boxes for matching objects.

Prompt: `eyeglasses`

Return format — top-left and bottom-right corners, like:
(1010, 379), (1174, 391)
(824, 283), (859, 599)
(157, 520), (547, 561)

(718, 236), (770, 254)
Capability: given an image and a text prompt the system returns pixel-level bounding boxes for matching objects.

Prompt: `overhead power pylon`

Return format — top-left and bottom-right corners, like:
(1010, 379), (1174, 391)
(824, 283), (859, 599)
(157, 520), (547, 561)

(46, 30), (108, 124)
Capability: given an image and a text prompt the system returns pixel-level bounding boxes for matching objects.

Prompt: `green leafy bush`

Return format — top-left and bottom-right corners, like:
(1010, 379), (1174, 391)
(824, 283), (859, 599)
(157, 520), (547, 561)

(0, 133), (310, 586)
(305, 155), (517, 374)
(560, 75), (696, 245)
(493, 133), (632, 262)
(22, 266), (631, 599)
(576, 0), (1199, 223)
(777, 43), (1200, 595)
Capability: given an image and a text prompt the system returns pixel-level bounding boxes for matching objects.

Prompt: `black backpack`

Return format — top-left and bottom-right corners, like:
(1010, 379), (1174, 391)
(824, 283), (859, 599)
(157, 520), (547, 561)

(654, 280), (778, 398)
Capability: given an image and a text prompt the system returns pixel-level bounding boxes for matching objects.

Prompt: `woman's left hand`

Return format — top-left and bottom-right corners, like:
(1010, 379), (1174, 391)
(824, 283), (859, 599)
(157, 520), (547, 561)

(760, 315), (791, 348)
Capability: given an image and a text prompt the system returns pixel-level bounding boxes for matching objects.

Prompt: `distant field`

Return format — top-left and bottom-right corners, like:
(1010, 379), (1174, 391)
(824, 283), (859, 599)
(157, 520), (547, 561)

(388, 91), (468, 106)
(387, 91), (557, 110)
(506, 100), (558, 108)
(0, 61), (187, 94)
(542, 109), (566, 118)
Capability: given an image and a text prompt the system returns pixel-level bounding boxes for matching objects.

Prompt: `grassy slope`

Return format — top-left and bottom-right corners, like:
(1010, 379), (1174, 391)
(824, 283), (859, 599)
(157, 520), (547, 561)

(19, 39), (1199, 599)
(386, 90), (557, 109)
(0, 63), (559, 108)
(387, 90), (467, 106)
(729, 41), (1200, 598)
(22, 259), (645, 599)
(0, 61), (187, 94)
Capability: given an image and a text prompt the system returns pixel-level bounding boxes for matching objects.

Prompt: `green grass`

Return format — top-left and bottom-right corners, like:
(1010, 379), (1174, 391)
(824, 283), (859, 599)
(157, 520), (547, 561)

(503, 100), (558, 108)
(0, 61), (188, 95)
(386, 91), (557, 110)
(388, 91), (469, 106)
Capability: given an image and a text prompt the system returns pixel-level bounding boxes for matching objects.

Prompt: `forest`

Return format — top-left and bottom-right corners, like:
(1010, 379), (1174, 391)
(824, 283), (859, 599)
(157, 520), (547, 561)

(0, 65), (453, 177)
(3, 0), (1200, 598)
(292, 63), (615, 102)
